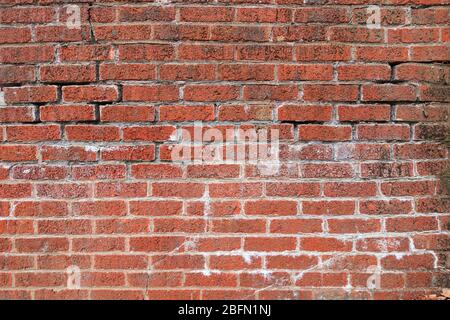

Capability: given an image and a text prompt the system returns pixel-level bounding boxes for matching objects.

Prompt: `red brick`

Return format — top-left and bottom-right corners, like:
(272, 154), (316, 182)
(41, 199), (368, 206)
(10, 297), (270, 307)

(118, 44), (174, 61)
(41, 146), (97, 162)
(359, 199), (413, 215)
(396, 104), (448, 122)
(160, 64), (215, 81)
(381, 254), (435, 270)
(338, 104), (391, 122)
(418, 85), (449, 102)
(278, 105), (332, 122)
(131, 164), (182, 179)
(72, 201), (127, 217)
(324, 182), (377, 197)
(6, 125), (61, 142)
(237, 45), (293, 61)
(180, 6), (233, 22)
(273, 26), (326, 42)
(337, 64), (391, 81)
(15, 272), (66, 287)
(62, 85), (118, 103)
(100, 145), (155, 161)
(95, 182), (147, 198)
(218, 64), (275, 81)
(270, 219), (323, 234)
(266, 182), (320, 197)
(0, 7), (54, 24)
(357, 124), (410, 141)
(38, 220), (92, 235)
(329, 26), (384, 43)
(0, 46), (54, 64)
(123, 85), (178, 102)
(0, 220), (33, 234)
(15, 238), (69, 253)
(362, 84), (417, 102)
(352, 7), (407, 25)
(328, 219), (381, 234)
(11, 165), (68, 180)
(361, 162), (413, 178)
(356, 46), (408, 62)
(299, 125), (352, 141)
(209, 183), (263, 198)
(130, 200), (182, 216)
(36, 25), (90, 42)
(4, 86), (57, 104)
(118, 6), (175, 22)
(40, 105), (96, 122)
(210, 26), (270, 42)
(72, 238), (125, 252)
(301, 237), (352, 252)
(184, 85), (240, 102)
(179, 44), (234, 61)
(152, 182), (205, 198)
(160, 105), (214, 122)
(245, 200), (297, 216)
(0, 65), (35, 84)
(72, 164), (126, 180)
(66, 125), (120, 142)
(153, 25), (209, 41)
(61, 44), (114, 62)
(411, 8), (450, 25)
(94, 25), (152, 41)
(96, 218), (149, 234)
(95, 255), (147, 270)
(123, 126), (175, 142)
(301, 163), (354, 178)
(410, 45), (449, 62)
(296, 7), (349, 23)
(129, 236), (184, 252)
(303, 85), (358, 102)
(40, 65), (96, 83)
(303, 201), (355, 216)
(413, 234), (450, 250)
(388, 28), (440, 43)
(36, 183), (91, 199)
(99, 63), (156, 81)
(297, 45), (351, 61)
(386, 217), (438, 232)
(185, 273), (238, 287)
(218, 105), (273, 121)
(0, 145), (37, 161)
(237, 7), (292, 22)
(245, 237), (296, 252)
(381, 180), (436, 196)
(100, 106), (155, 122)
(356, 237), (410, 252)
(13, 201), (68, 217)
(278, 64), (333, 81)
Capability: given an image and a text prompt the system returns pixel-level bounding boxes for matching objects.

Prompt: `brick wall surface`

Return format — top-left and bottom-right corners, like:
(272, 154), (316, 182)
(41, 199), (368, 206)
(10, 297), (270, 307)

(0, 0), (449, 300)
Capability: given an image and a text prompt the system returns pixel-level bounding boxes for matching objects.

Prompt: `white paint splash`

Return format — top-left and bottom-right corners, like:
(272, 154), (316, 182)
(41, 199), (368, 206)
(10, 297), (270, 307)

(242, 252), (253, 264)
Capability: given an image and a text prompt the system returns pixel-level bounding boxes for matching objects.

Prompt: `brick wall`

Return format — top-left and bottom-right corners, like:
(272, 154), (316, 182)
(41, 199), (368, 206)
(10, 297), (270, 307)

(0, 0), (449, 300)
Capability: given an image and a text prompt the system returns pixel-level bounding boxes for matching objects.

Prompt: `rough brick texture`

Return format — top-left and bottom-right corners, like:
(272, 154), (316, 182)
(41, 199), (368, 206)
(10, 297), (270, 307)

(0, 0), (449, 300)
